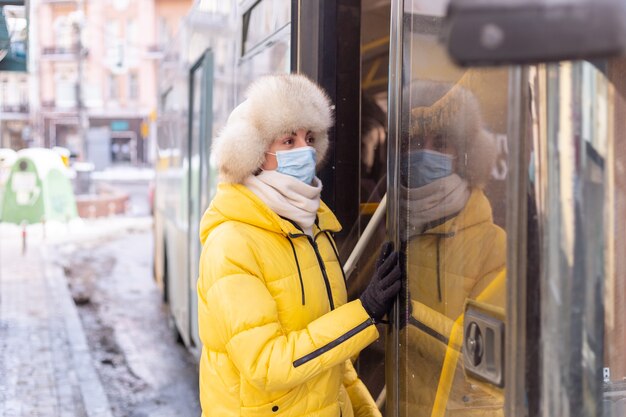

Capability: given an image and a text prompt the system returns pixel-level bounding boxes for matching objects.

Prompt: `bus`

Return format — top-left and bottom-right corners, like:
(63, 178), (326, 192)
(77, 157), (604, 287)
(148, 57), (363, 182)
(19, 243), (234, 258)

(153, 0), (626, 416)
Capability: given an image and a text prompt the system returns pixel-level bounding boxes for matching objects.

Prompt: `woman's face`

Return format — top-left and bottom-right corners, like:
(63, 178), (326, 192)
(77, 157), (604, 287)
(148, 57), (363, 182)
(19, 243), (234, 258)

(417, 133), (458, 172)
(417, 133), (456, 156)
(262, 128), (315, 170)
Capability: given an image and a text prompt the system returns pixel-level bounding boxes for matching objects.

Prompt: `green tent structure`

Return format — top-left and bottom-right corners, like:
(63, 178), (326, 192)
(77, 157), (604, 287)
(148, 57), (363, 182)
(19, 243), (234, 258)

(1, 148), (77, 224)
(0, 148), (17, 218)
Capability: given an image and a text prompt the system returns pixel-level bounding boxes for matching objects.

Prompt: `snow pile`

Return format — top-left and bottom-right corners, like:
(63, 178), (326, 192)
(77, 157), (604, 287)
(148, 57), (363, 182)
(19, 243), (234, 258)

(0, 216), (153, 246)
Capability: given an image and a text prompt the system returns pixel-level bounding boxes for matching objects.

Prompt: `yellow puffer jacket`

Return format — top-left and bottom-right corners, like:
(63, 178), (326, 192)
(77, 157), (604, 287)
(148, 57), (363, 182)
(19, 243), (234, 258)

(401, 189), (506, 417)
(197, 183), (381, 417)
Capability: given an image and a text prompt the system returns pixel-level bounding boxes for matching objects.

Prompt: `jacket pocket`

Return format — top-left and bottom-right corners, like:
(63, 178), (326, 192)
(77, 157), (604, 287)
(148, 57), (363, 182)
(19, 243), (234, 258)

(240, 386), (303, 417)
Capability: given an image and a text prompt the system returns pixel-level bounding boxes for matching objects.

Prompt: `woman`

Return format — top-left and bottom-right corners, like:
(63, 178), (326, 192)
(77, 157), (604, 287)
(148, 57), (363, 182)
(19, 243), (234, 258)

(400, 84), (507, 416)
(197, 74), (401, 417)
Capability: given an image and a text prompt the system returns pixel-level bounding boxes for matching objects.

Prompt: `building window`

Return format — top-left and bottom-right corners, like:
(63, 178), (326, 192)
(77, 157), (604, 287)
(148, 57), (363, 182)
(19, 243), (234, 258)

(1, 80), (7, 108)
(128, 73), (138, 101)
(157, 17), (170, 46)
(109, 74), (118, 100)
(19, 79), (27, 110)
(54, 16), (74, 52)
(198, 0), (218, 13)
(56, 72), (77, 108)
(126, 19), (136, 44)
(106, 20), (119, 41)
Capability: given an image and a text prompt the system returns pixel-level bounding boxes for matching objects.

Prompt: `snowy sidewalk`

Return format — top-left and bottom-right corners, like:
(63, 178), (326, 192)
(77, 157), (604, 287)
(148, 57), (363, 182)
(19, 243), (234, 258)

(0, 223), (118, 417)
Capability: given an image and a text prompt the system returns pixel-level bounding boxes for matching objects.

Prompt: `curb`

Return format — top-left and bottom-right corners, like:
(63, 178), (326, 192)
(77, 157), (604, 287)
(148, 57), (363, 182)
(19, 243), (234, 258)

(42, 246), (114, 417)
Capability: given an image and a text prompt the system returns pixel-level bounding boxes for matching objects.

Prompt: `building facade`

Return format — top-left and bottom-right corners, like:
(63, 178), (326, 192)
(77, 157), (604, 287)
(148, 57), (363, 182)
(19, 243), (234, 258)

(31, 0), (192, 168)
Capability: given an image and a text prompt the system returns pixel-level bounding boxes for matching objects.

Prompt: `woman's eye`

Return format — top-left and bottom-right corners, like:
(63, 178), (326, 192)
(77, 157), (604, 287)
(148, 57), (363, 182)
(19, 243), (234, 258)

(306, 137), (315, 144)
(283, 138), (293, 145)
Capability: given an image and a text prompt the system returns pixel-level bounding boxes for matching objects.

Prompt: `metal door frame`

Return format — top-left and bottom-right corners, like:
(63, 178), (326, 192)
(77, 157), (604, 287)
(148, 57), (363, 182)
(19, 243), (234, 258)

(187, 49), (214, 353)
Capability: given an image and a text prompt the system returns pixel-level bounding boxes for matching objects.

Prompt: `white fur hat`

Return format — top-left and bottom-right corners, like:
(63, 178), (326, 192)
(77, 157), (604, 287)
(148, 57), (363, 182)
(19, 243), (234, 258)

(212, 74), (333, 183)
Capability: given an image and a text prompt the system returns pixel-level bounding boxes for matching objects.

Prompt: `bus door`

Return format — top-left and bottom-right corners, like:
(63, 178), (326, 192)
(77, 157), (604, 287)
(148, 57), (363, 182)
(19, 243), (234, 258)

(386, 1), (626, 416)
(387, 2), (510, 415)
(188, 50), (214, 353)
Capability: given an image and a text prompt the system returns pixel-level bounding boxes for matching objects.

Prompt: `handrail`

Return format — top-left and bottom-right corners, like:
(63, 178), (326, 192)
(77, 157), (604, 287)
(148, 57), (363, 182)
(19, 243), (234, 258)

(343, 193), (387, 279)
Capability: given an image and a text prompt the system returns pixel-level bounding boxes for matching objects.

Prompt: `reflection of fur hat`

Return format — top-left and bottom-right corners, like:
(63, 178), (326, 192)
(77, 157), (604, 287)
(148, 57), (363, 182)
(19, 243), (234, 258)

(410, 85), (496, 188)
(212, 74), (333, 183)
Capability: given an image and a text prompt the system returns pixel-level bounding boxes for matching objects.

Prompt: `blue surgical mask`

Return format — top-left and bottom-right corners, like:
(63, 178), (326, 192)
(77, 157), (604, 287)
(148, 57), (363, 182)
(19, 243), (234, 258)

(268, 146), (317, 184)
(401, 149), (454, 188)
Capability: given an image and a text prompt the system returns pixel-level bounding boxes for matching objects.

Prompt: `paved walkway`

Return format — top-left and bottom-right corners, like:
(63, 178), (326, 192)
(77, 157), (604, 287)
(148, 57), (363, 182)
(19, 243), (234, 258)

(0, 226), (113, 417)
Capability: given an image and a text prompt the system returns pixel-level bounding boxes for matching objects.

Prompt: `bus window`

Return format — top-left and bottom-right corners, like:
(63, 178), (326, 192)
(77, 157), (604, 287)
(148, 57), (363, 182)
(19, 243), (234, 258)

(393, 1), (509, 416)
(242, 0), (290, 56)
(237, 1), (291, 103)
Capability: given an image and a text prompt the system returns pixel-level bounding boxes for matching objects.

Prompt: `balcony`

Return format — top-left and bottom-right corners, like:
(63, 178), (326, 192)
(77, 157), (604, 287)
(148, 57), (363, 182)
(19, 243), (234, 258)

(0, 103), (29, 120)
(0, 103), (29, 113)
(145, 44), (164, 60)
(41, 46), (79, 61)
(40, 100), (79, 114)
(40, 0), (78, 4)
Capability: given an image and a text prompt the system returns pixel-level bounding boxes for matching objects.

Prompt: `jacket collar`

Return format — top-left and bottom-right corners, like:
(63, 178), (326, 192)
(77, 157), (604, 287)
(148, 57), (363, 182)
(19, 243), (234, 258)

(200, 182), (341, 244)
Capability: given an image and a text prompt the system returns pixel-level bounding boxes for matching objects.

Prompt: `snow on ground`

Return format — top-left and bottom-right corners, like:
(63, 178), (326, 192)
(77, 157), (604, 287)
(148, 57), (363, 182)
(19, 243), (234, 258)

(0, 215), (200, 417)
(0, 216), (153, 248)
(51, 221), (200, 417)
(91, 167), (155, 182)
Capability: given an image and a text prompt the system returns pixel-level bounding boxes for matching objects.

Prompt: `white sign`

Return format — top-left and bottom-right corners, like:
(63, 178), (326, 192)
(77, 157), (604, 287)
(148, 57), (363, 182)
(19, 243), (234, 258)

(11, 171), (40, 206)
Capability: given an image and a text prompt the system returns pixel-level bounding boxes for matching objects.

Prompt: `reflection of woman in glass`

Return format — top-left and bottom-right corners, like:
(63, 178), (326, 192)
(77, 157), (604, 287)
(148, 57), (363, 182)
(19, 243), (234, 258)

(400, 85), (506, 416)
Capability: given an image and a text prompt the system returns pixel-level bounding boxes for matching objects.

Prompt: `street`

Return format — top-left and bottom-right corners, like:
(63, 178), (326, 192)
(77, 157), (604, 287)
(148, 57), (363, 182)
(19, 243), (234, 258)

(0, 215), (200, 417)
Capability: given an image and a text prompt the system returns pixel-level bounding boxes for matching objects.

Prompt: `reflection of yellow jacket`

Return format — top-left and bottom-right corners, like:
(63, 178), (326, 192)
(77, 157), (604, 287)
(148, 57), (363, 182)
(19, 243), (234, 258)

(197, 183), (381, 417)
(403, 189), (506, 417)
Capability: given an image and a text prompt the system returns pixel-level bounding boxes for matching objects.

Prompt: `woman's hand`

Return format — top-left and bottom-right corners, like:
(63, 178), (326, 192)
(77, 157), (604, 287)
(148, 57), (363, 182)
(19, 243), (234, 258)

(359, 242), (403, 322)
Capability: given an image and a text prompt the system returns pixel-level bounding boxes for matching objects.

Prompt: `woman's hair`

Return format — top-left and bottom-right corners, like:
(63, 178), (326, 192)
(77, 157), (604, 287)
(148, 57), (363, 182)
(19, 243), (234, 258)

(212, 74), (334, 184)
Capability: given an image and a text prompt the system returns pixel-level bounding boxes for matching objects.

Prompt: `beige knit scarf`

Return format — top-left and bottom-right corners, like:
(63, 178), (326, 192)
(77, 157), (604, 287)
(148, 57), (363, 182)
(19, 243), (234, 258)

(244, 170), (322, 236)
(401, 174), (470, 238)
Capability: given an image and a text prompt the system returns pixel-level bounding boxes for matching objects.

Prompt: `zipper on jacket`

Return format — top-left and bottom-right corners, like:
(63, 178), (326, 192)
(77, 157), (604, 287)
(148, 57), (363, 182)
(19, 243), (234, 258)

(293, 318), (374, 367)
(307, 235), (335, 311)
(283, 217), (336, 311)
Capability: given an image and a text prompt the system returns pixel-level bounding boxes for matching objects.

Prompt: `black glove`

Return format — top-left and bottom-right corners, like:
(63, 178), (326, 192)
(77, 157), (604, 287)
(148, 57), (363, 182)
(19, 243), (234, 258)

(359, 242), (402, 322)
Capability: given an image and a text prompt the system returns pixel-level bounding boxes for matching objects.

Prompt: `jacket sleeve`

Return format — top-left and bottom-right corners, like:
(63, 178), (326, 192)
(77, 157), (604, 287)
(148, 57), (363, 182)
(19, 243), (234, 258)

(343, 359), (382, 417)
(200, 231), (379, 392)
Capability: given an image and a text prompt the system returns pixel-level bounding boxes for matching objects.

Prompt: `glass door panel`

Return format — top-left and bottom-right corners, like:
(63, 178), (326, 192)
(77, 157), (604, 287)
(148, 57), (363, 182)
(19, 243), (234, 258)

(393, 1), (510, 416)
(389, 4), (626, 417)
(344, 1), (392, 409)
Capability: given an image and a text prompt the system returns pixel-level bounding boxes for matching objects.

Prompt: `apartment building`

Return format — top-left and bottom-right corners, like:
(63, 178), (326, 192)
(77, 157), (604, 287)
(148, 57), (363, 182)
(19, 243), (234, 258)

(34, 0), (192, 167)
